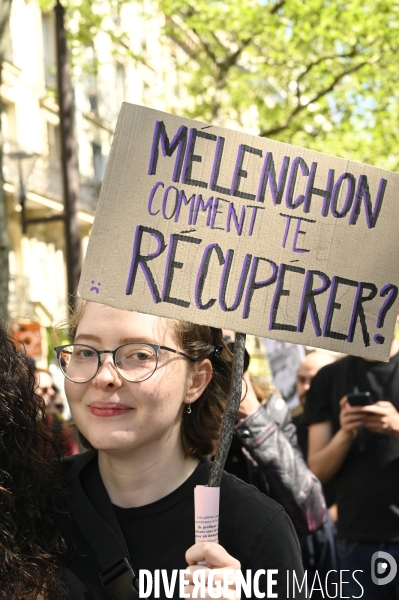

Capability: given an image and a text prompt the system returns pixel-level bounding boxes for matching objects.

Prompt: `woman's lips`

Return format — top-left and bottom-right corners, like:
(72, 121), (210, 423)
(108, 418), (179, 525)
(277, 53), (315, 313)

(88, 403), (133, 417)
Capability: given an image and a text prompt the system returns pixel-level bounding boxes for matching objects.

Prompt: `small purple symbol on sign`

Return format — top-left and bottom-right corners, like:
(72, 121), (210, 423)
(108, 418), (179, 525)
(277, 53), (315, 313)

(90, 280), (101, 294)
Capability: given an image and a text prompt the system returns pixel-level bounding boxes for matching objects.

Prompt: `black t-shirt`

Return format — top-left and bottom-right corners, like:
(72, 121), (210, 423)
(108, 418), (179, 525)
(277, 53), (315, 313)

(304, 353), (399, 542)
(61, 456), (305, 599)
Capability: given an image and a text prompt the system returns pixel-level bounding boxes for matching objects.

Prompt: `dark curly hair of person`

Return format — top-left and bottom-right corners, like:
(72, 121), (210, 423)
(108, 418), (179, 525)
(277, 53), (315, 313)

(0, 320), (70, 600)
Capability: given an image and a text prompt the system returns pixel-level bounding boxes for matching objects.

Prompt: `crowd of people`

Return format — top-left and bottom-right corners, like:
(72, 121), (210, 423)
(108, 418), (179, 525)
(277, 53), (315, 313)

(0, 303), (399, 599)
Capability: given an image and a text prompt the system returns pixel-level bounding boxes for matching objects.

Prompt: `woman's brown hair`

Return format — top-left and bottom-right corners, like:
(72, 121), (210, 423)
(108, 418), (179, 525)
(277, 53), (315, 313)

(61, 299), (233, 458)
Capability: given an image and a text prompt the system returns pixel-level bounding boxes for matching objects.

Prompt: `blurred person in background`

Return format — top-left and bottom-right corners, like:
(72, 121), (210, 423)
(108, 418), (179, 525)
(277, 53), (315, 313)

(0, 321), (69, 600)
(305, 319), (399, 599)
(292, 351), (338, 517)
(223, 344), (327, 537)
(292, 351), (339, 591)
(51, 383), (65, 416)
(36, 368), (56, 409)
(36, 367), (79, 456)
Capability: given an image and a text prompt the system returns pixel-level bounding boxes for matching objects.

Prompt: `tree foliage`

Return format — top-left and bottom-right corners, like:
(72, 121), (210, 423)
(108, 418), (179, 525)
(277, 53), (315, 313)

(37, 0), (399, 170)
(156, 0), (399, 170)
(2, 0), (397, 316)
(39, 0), (143, 63)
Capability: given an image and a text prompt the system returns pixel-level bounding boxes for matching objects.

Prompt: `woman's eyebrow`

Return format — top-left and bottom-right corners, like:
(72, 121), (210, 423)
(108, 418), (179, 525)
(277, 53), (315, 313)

(74, 334), (102, 343)
(74, 334), (157, 345)
(118, 337), (156, 345)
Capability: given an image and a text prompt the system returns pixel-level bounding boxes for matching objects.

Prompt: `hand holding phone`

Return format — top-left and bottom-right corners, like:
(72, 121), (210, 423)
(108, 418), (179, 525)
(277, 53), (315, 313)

(347, 392), (373, 407)
(339, 394), (368, 437)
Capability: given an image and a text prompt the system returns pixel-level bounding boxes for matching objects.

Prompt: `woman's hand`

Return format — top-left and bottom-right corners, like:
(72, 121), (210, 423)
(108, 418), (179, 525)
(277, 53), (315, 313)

(185, 542), (241, 598)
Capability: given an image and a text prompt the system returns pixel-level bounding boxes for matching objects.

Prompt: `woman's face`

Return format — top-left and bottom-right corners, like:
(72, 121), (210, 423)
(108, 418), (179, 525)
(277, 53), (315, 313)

(65, 303), (199, 455)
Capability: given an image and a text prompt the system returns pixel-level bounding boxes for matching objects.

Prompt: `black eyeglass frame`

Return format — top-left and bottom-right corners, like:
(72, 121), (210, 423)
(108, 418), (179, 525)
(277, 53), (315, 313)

(54, 342), (197, 384)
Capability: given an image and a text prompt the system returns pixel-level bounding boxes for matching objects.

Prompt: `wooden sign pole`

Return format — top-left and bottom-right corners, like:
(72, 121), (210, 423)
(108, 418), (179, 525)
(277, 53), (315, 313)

(208, 332), (246, 487)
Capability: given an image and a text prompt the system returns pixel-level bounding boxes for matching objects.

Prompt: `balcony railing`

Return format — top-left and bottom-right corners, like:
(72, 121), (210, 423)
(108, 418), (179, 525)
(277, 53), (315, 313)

(3, 145), (100, 215)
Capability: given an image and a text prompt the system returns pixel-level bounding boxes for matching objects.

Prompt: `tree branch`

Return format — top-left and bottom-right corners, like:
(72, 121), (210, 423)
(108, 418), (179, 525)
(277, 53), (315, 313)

(296, 47), (359, 83)
(269, 0), (285, 15)
(219, 38), (252, 73)
(190, 26), (218, 64)
(260, 59), (375, 137)
(296, 38), (379, 84)
(164, 16), (203, 61)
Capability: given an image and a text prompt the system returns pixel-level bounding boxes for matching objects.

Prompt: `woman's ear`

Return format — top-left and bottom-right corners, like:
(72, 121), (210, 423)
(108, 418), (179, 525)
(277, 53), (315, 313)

(184, 359), (213, 405)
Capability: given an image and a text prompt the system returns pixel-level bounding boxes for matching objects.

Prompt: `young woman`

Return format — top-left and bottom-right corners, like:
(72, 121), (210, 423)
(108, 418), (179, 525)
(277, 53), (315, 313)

(0, 321), (69, 600)
(56, 300), (305, 599)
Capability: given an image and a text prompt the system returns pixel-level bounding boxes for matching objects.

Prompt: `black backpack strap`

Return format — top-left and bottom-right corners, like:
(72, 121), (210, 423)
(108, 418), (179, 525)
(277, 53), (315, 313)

(66, 451), (140, 599)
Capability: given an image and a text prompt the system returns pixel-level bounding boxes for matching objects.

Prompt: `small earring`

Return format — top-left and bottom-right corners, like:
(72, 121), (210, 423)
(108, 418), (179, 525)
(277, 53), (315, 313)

(187, 398), (192, 414)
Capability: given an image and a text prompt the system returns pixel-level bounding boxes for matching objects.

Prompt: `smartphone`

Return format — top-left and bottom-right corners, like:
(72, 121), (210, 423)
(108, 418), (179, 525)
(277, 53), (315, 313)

(347, 391), (373, 406)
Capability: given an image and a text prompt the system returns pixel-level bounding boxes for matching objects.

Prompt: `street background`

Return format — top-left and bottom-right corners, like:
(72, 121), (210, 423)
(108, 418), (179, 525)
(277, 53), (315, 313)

(1, 0), (398, 380)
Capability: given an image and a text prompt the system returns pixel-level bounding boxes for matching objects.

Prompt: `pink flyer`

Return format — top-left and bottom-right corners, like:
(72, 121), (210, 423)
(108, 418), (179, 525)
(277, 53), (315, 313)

(194, 485), (220, 544)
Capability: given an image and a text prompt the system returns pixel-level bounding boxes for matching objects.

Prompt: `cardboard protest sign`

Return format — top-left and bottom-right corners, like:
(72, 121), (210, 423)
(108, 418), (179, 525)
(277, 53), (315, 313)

(79, 103), (399, 360)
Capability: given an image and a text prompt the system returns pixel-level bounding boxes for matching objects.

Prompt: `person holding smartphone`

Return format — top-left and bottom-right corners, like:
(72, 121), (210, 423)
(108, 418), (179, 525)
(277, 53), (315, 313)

(305, 314), (399, 599)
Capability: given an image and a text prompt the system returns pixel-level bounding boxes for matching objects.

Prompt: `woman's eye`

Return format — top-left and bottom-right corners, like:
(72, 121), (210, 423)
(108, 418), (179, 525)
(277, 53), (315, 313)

(135, 352), (151, 361)
(123, 349), (153, 361)
(119, 346), (156, 363)
(75, 349), (95, 358)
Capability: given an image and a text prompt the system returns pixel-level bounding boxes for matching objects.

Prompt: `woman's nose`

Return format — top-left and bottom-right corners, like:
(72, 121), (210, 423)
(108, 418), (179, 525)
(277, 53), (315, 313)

(93, 354), (122, 387)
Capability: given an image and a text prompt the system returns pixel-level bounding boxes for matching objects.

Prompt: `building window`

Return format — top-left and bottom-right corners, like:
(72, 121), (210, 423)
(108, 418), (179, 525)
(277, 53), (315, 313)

(92, 142), (106, 183)
(2, 103), (17, 185)
(1, 102), (16, 148)
(3, 19), (13, 64)
(42, 12), (57, 89)
(47, 122), (60, 159)
(116, 62), (126, 109)
(84, 45), (99, 113)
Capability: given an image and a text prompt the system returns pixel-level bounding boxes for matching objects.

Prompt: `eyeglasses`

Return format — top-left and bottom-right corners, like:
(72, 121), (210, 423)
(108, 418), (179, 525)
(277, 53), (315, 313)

(54, 342), (196, 384)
